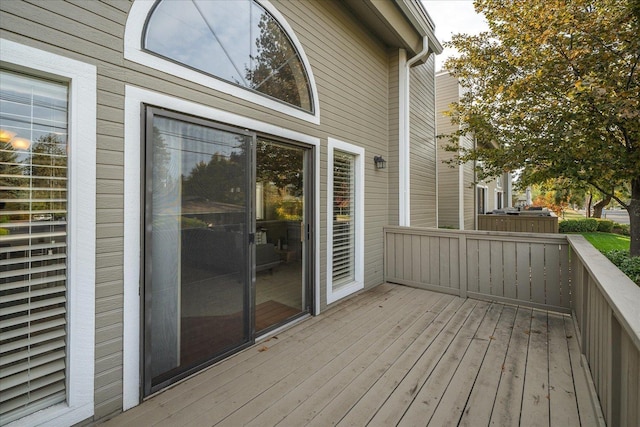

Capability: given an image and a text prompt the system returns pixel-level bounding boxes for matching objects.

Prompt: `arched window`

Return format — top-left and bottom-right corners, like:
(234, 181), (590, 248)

(143, 0), (313, 112)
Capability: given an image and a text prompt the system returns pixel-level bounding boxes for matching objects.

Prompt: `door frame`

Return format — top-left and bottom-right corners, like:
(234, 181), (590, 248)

(122, 86), (320, 407)
(254, 136), (315, 336)
(141, 106), (257, 396)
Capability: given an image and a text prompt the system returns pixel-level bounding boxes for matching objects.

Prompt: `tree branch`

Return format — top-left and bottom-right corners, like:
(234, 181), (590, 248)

(588, 180), (629, 209)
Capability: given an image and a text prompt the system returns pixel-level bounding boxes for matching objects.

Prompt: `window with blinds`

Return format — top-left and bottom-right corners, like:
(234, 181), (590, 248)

(332, 151), (356, 287)
(0, 70), (69, 424)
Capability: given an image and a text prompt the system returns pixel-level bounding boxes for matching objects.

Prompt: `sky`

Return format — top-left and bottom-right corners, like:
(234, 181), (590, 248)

(422, 0), (490, 71)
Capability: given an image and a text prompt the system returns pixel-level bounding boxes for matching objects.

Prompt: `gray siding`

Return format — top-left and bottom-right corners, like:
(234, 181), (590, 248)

(409, 54), (437, 227)
(0, 0), (411, 420)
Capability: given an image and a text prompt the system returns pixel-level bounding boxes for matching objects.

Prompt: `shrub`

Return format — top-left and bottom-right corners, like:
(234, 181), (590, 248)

(559, 218), (598, 233)
(604, 250), (640, 285)
(180, 216), (207, 229)
(612, 223), (630, 236)
(620, 257), (640, 285)
(596, 219), (614, 233)
(605, 249), (630, 265)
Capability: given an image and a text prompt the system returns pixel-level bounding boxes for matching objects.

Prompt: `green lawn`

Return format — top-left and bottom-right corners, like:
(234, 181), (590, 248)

(580, 232), (630, 252)
(560, 209), (586, 220)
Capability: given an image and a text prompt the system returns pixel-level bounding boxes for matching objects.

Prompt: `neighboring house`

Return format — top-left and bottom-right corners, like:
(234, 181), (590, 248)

(0, 0), (442, 425)
(435, 71), (475, 230)
(436, 71), (511, 229)
(477, 172), (512, 214)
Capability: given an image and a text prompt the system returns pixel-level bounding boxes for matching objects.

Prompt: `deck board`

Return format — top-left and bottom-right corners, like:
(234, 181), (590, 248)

(104, 284), (600, 427)
(458, 304), (517, 426)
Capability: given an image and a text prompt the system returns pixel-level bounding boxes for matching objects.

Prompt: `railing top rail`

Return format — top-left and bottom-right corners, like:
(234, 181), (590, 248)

(384, 225), (568, 244)
(566, 234), (640, 351)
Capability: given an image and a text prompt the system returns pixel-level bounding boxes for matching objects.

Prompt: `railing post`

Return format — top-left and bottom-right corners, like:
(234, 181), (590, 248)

(459, 234), (467, 299)
(581, 268), (589, 356)
(383, 228), (387, 283)
(610, 314), (621, 427)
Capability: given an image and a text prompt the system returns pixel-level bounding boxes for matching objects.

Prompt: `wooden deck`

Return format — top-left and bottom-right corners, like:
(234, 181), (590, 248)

(104, 284), (600, 426)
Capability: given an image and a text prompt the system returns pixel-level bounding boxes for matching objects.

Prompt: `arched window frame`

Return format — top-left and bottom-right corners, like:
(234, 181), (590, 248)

(124, 0), (320, 124)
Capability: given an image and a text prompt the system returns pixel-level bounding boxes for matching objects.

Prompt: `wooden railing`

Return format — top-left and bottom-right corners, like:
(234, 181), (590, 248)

(568, 235), (640, 427)
(384, 226), (571, 312)
(478, 214), (559, 233)
(384, 226), (640, 427)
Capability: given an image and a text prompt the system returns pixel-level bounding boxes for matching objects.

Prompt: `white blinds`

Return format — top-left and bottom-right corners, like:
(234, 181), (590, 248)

(332, 151), (355, 287)
(0, 70), (68, 424)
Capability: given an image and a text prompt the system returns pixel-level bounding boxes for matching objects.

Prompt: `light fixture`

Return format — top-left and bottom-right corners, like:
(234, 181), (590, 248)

(374, 155), (386, 169)
(11, 137), (31, 151)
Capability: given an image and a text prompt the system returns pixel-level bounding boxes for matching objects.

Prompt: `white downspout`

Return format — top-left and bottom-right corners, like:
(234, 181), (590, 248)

(399, 36), (430, 226)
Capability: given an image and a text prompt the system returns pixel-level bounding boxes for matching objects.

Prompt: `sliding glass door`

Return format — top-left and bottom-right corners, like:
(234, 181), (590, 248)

(143, 108), (252, 395)
(255, 138), (311, 333)
(142, 109), (314, 395)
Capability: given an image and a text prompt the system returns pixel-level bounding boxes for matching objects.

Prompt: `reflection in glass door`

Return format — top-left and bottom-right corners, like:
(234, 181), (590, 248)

(255, 138), (310, 333)
(144, 108), (252, 395)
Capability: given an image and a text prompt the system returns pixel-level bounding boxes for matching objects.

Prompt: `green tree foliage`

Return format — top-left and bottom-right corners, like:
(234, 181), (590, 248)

(182, 151), (246, 206)
(443, 0), (640, 255)
(256, 138), (303, 195)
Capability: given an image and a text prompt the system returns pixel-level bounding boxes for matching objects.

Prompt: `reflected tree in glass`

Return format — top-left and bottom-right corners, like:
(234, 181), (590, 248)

(246, 14), (311, 110)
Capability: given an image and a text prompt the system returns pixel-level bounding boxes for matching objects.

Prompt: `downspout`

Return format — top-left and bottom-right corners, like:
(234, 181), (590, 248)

(399, 36), (430, 226)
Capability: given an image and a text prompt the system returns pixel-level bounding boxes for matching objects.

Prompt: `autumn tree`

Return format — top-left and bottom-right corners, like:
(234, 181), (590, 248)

(444, 0), (640, 255)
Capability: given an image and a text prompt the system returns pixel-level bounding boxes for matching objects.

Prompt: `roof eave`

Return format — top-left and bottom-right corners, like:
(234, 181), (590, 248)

(394, 0), (444, 55)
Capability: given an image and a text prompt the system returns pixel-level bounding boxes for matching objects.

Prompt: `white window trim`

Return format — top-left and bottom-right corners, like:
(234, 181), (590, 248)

(495, 189), (504, 210)
(477, 184), (489, 214)
(124, 0), (320, 125)
(123, 85), (320, 409)
(1, 39), (96, 427)
(326, 138), (364, 305)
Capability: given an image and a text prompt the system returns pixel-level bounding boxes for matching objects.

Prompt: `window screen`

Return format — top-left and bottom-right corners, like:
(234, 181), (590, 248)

(0, 70), (68, 423)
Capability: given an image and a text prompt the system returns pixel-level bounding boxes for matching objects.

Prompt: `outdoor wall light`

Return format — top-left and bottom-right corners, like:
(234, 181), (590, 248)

(374, 155), (386, 169)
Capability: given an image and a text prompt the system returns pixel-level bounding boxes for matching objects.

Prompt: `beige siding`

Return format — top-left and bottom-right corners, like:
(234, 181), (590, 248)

(387, 49), (400, 227)
(480, 174), (507, 212)
(275, 0), (391, 305)
(463, 156), (476, 229)
(409, 54), (437, 227)
(436, 73), (460, 228)
(436, 72), (478, 230)
(0, 0), (411, 420)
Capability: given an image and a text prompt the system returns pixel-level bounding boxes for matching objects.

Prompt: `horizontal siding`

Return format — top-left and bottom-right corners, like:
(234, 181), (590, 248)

(0, 0), (430, 421)
(436, 72), (462, 228)
(276, 0), (391, 300)
(1, 0), (130, 421)
(388, 49), (400, 227)
(409, 54), (437, 227)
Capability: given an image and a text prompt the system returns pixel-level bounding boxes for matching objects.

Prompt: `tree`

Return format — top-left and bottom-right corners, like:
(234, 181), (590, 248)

(443, 0), (640, 255)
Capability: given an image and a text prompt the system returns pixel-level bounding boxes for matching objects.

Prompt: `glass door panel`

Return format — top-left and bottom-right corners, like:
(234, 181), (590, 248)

(255, 138), (309, 333)
(144, 109), (251, 394)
